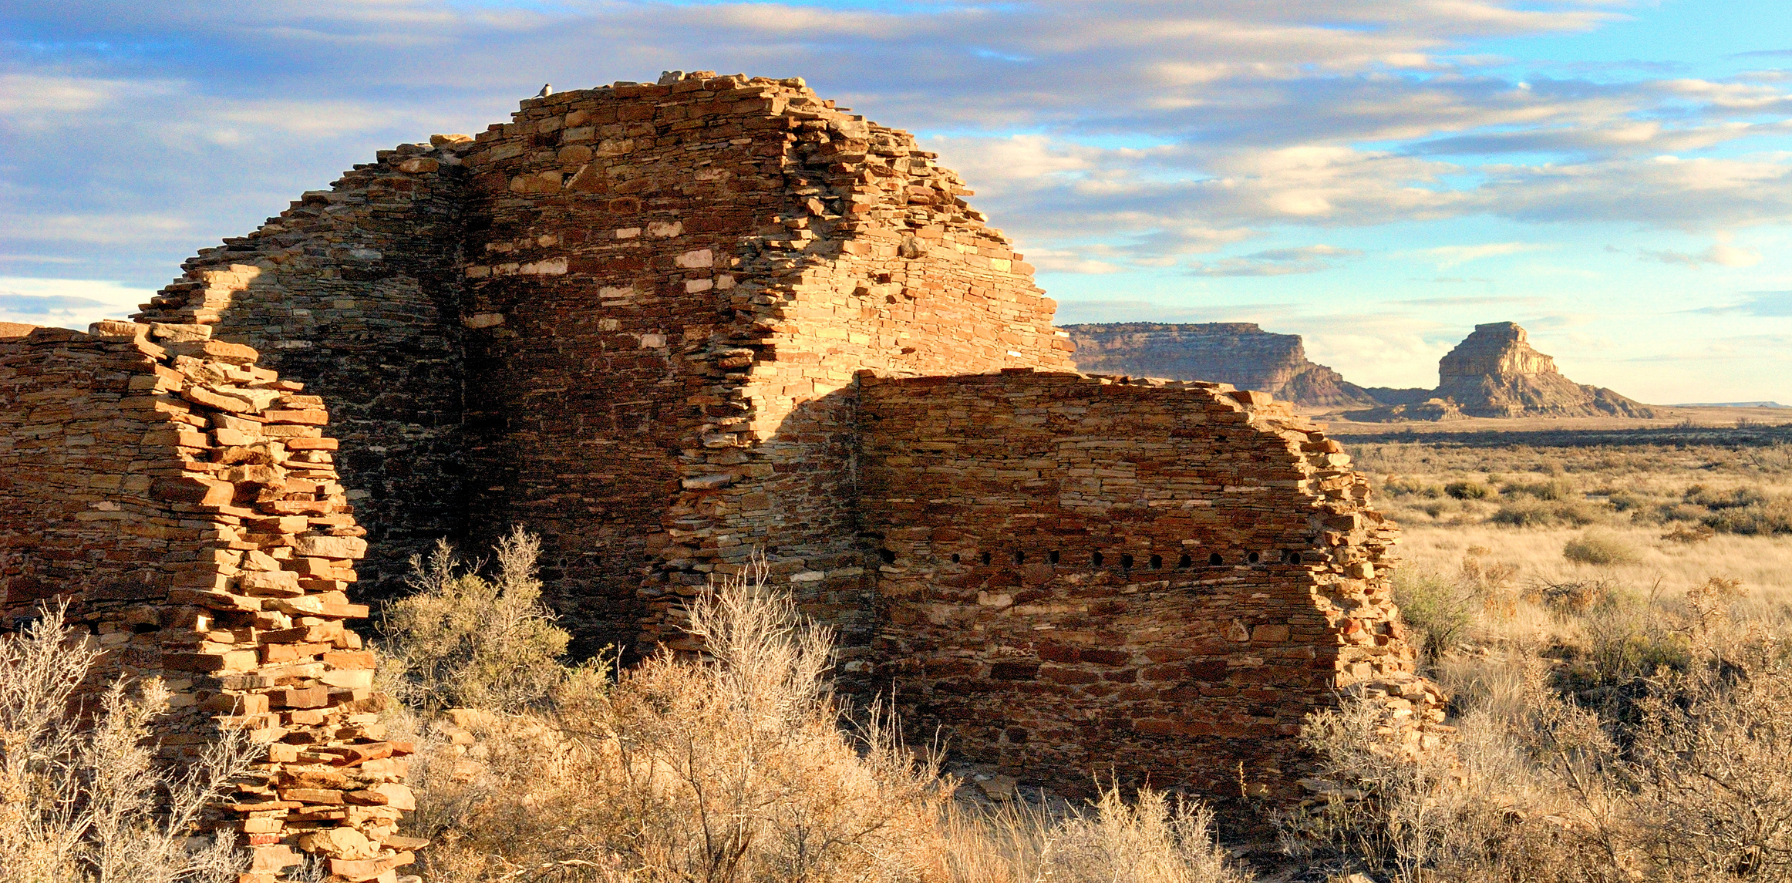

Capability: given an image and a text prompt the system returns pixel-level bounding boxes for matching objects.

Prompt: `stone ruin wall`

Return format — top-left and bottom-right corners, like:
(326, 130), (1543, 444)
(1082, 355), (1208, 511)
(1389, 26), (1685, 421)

(0, 321), (418, 882)
(137, 73), (1071, 662)
(133, 141), (469, 635)
(861, 371), (1441, 808)
(0, 71), (1443, 846)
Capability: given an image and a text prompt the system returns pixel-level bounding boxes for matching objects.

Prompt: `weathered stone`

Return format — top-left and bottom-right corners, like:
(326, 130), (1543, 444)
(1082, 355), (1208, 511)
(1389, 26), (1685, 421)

(0, 329), (410, 879)
(1355, 322), (1655, 420)
(1, 72), (1438, 840)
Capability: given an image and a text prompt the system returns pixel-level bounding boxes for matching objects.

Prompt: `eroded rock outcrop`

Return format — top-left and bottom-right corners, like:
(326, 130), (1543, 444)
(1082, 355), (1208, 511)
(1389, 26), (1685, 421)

(1351, 322), (1655, 421)
(1063, 322), (1376, 409)
(1437, 322), (1654, 418)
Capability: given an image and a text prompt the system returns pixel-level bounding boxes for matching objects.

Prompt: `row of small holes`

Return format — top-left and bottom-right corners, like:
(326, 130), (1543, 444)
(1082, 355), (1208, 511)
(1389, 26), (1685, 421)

(933, 549), (1301, 568)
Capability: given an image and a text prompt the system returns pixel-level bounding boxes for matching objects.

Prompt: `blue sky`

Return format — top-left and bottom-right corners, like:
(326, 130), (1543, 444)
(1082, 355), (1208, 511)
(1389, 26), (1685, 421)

(3, 1), (1791, 402)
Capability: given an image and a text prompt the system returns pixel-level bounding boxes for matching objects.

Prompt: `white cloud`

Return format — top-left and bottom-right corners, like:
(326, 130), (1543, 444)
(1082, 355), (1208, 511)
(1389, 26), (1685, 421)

(1419, 242), (1552, 268)
(1642, 237), (1765, 268)
(0, 277), (151, 329)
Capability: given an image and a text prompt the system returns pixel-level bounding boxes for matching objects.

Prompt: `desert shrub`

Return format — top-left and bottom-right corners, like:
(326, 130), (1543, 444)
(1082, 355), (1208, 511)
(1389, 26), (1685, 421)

(1502, 478), (1577, 501)
(1444, 481), (1489, 501)
(1685, 484), (1768, 510)
(1703, 496), (1792, 536)
(1552, 594), (1691, 728)
(379, 527), (572, 711)
(1282, 696), (1457, 883)
(1603, 490), (1643, 512)
(0, 605), (254, 883)
(1491, 499), (1553, 526)
(1490, 500), (1599, 527)
(1661, 523), (1715, 544)
(1562, 533), (1639, 566)
(1524, 579), (1619, 617)
(1554, 502), (1601, 526)
(1393, 572), (1477, 664)
(404, 556), (951, 882)
(1624, 637), (1792, 881)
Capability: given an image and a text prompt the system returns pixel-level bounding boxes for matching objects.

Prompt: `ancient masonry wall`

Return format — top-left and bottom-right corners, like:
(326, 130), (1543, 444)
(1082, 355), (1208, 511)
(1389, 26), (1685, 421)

(443, 73), (1073, 661)
(859, 370), (1444, 804)
(134, 72), (1072, 660)
(133, 142), (469, 614)
(102, 72), (1443, 811)
(0, 322), (417, 883)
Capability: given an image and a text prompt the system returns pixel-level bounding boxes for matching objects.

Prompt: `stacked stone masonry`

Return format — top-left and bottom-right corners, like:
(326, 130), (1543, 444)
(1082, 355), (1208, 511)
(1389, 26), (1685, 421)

(862, 371), (1442, 805)
(0, 321), (418, 883)
(4, 69), (1441, 848)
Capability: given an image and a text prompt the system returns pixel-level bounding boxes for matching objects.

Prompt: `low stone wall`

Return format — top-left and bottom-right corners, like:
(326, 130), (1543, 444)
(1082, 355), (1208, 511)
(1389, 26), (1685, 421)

(0, 321), (414, 883)
(859, 369), (1443, 807)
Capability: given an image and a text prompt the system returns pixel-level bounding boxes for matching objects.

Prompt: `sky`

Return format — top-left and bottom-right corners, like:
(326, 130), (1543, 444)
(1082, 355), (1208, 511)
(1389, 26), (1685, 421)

(3, 1), (1792, 403)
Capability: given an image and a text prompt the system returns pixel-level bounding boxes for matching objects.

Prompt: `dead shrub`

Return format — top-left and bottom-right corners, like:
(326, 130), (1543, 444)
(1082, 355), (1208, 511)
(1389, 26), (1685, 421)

(1523, 579), (1619, 617)
(1661, 523), (1715, 544)
(1625, 650), (1792, 880)
(0, 604), (254, 883)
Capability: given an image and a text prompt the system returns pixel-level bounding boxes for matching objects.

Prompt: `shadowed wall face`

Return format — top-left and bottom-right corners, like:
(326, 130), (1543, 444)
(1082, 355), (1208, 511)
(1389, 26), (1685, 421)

(133, 148), (470, 607)
(859, 371), (1435, 806)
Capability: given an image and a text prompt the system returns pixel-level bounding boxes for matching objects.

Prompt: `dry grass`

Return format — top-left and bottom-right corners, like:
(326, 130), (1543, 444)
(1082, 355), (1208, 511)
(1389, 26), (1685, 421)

(1349, 432), (1792, 609)
(1283, 426), (1792, 882)
(392, 542), (1254, 883)
(0, 604), (254, 883)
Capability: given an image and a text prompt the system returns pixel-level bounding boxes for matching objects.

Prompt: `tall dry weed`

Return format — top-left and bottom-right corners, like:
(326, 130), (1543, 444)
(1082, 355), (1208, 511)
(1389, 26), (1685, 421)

(0, 604), (253, 883)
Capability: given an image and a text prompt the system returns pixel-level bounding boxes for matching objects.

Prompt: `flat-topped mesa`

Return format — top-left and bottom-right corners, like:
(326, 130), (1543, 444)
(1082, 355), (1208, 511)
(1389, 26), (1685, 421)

(90, 71), (1439, 824)
(1063, 322), (1376, 410)
(1435, 321), (1655, 418)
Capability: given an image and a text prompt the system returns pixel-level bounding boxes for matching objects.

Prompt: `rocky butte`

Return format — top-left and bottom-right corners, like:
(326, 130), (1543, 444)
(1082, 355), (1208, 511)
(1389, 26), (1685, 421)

(1064, 322), (1376, 410)
(1357, 321), (1656, 421)
(1, 71), (1443, 872)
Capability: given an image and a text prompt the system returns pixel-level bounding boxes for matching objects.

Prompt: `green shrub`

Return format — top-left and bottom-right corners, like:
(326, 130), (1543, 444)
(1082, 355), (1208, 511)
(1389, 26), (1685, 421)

(1702, 497), (1792, 536)
(1501, 478), (1576, 501)
(1394, 571), (1477, 663)
(1563, 533), (1640, 566)
(379, 528), (573, 711)
(1491, 500), (1553, 526)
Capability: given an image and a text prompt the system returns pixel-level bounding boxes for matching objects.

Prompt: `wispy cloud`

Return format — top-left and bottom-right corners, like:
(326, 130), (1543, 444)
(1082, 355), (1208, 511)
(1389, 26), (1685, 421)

(1418, 242), (1552, 268)
(1694, 291), (1792, 317)
(1189, 244), (1361, 277)
(1638, 233), (1763, 268)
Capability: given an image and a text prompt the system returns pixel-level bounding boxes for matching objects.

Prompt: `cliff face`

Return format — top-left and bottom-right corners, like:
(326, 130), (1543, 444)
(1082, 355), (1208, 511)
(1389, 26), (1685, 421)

(1347, 322), (1656, 421)
(1433, 322), (1656, 418)
(1063, 322), (1376, 409)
